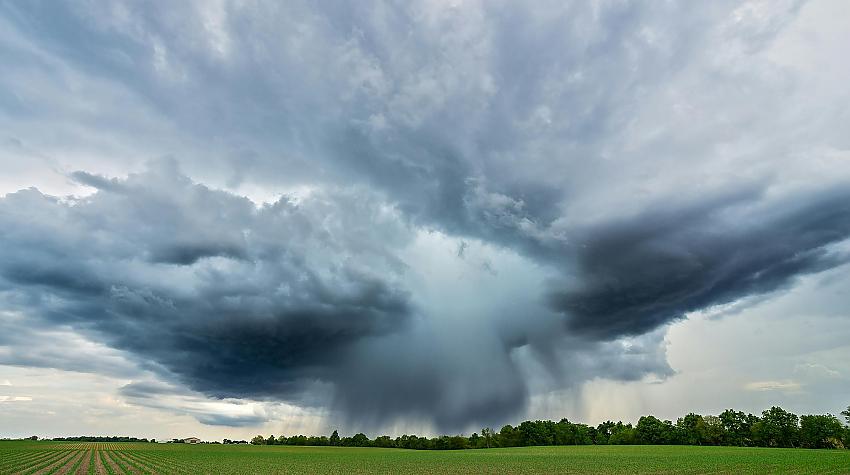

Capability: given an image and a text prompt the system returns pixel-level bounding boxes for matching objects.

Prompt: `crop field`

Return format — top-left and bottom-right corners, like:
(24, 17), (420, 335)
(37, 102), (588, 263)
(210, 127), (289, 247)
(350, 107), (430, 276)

(1, 441), (849, 474)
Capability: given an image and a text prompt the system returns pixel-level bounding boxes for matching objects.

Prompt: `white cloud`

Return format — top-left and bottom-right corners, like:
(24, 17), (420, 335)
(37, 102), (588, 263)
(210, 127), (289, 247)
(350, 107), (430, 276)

(744, 380), (802, 392)
(0, 396), (31, 402)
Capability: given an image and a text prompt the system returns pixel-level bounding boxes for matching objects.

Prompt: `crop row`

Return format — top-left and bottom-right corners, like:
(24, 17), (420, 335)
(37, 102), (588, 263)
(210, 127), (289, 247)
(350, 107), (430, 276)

(0, 449), (83, 474)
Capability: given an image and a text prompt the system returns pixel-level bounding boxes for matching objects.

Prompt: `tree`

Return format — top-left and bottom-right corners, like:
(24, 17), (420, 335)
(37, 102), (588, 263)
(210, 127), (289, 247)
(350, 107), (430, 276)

(350, 433), (370, 447)
(266, 434), (276, 445)
(719, 409), (755, 446)
(329, 430), (340, 446)
(250, 435), (265, 445)
(497, 425), (522, 447)
(373, 435), (395, 448)
(759, 407), (799, 448)
(608, 422), (636, 445)
(636, 416), (674, 445)
(701, 415), (725, 446)
(595, 421), (615, 445)
(800, 414), (844, 449)
(841, 406), (850, 425)
(676, 413), (706, 445)
(481, 428), (493, 448)
(518, 420), (555, 446)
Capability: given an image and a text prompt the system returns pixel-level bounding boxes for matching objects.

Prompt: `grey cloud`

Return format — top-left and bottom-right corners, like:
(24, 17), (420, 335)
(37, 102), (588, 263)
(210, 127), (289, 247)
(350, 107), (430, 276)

(119, 381), (275, 427)
(0, 316), (145, 379)
(193, 413), (271, 428)
(70, 171), (124, 192)
(0, 162), (413, 404)
(0, 164), (673, 432)
(2, 0), (850, 433)
(119, 381), (181, 399)
(0, 1), (743, 191)
(549, 187), (850, 340)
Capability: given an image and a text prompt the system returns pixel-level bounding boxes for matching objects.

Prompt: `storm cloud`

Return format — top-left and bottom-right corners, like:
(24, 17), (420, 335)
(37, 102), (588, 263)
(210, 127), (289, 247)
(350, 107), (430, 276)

(550, 186), (850, 339)
(0, 162), (678, 430)
(0, 161), (413, 401)
(1, 0), (850, 434)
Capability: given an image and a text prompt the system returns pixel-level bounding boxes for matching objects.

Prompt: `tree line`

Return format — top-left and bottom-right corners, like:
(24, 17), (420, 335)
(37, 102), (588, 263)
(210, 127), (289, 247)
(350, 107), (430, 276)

(253, 405), (850, 450)
(51, 436), (154, 443)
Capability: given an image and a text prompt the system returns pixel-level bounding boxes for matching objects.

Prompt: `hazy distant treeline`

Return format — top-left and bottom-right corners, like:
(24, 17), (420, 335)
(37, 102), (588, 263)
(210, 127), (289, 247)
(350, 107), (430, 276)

(253, 406), (850, 450)
(51, 436), (153, 443)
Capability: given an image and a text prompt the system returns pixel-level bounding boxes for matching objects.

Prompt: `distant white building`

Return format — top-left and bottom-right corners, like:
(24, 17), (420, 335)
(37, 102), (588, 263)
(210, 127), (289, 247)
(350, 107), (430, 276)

(183, 437), (201, 444)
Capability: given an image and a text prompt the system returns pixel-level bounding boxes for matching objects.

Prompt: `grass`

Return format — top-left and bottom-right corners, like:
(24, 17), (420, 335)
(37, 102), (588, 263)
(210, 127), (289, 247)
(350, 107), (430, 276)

(1, 441), (848, 474)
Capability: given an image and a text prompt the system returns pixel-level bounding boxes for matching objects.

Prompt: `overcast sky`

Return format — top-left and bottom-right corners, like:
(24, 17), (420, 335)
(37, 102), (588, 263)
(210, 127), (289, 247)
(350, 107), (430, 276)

(1, 0), (850, 441)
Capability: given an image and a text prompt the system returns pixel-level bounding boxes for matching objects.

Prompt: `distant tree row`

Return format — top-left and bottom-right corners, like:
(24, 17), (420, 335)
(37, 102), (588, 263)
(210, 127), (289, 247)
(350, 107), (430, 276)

(253, 406), (850, 450)
(51, 436), (154, 443)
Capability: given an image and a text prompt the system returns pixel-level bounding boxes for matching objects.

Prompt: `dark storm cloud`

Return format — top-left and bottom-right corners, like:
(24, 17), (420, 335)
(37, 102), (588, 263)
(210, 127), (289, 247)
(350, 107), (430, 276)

(0, 163), (678, 432)
(2, 0), (850, 433)
(0, 162), (413, 404)
(549, 187), (850, 340)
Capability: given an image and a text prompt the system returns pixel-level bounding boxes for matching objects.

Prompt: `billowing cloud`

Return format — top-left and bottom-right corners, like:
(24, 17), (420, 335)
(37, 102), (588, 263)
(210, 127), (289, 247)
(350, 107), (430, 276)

(0, 161), (413, 403)
(1, 0), (850, 435)
(0, 163), (676, 431)
(549, 186), (850, 339)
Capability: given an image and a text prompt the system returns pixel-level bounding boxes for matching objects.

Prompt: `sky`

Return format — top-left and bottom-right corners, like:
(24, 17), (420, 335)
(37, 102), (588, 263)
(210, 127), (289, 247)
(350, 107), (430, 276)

(1, 0), (849, 441)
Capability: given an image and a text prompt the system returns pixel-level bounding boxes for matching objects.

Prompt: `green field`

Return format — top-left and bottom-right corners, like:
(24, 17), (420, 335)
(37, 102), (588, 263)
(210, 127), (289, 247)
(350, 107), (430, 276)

(1, 441), (849, 474)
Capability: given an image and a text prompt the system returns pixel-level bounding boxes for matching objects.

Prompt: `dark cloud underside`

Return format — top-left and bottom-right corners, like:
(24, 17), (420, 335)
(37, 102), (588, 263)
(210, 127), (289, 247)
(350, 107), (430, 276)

(550, 188), (850, 339)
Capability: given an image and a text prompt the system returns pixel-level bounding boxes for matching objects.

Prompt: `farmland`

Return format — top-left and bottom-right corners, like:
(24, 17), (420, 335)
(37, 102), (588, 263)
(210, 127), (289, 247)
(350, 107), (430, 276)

(1, 441), (849, 474)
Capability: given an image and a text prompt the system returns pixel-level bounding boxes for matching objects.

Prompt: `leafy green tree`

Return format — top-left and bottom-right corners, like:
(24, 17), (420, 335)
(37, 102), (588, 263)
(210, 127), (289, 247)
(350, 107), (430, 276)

(608, 422), (637, 445)
(497, 425), (522, 447)
(800, 414), (844, 449)
(842, 406), (850, 425)
(350, 433), (370, 447)
(447, 435), (470, 450)
(701, 415), (725, 446)
(373, 435), (395, 448)
(307, 436), (328, 446)
(519, 420), (555, 446)
(266, 434), (276, 445)
(572, 423), (594, 445)
(329, 430), (340, 446)
(676, 413), (706, 445)
(250, 435), (265, 445)
(636, 416), (675, 445)
(595, 421), (616, 445)
(552, 419), (572, 445)
(719, 410), (758, 446)
(758, 406), (799, 448)
(481, 428), (493, 448)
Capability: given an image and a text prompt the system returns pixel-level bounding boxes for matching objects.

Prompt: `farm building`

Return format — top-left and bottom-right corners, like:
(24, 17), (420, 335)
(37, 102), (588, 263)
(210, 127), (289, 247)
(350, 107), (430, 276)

(183, 437), (201, 444)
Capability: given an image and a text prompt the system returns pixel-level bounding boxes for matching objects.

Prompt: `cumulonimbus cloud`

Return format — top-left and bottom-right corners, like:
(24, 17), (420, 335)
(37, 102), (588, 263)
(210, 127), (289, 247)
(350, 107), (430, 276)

(0, 161), (413, 402)
(2, 0), (850, 432)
